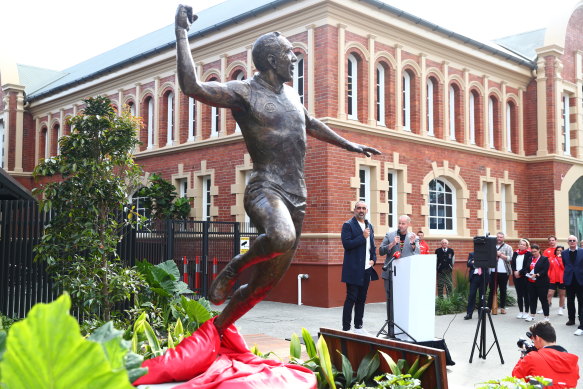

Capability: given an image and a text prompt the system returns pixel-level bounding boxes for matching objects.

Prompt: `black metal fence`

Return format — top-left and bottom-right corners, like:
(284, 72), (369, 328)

(0, 200), (258, 318)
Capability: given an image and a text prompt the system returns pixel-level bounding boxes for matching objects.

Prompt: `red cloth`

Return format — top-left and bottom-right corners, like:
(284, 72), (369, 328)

(419, 240), (429, 255)
(548, 255), (565, 284)
(133, 318), (316, 389)
(512, 346), (579, 388)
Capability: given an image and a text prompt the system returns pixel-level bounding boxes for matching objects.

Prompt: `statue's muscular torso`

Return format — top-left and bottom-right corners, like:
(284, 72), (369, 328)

(232, 75), (307, 198)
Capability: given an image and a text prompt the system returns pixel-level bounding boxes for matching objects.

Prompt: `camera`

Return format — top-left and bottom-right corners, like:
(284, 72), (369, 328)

(517, 331), (537, 357)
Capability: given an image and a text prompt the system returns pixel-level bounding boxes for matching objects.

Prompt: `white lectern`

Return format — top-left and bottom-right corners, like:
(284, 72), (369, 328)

(392, 254), (436, 342)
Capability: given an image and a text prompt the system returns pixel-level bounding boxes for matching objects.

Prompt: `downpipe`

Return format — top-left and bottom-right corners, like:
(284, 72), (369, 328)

(297, 274), (309, 305)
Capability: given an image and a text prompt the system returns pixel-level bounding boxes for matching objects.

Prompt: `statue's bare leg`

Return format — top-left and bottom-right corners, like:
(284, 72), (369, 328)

(209, 186), (304, 305)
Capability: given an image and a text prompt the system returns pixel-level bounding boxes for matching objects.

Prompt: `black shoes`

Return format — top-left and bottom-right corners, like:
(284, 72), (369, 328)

(464, 314), (472, 320)
(566, 320), (576, 326)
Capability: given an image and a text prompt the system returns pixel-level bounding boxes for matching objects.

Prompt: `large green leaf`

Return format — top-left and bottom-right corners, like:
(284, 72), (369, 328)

(355, 351), (379, 382)
(181, 296), (211, 327)
(316, 335), (336, 389)
(0, 294), (134, 388)
(336, 350), (354, 386)
(301, 328), (317, 359)
(290, 333), (301, 359)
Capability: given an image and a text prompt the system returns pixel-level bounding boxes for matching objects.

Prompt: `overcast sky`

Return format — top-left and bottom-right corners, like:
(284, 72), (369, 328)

(1, 0), (578, 71)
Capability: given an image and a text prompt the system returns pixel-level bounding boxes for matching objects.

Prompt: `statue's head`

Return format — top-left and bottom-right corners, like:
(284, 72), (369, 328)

(252, 32), (297, 83)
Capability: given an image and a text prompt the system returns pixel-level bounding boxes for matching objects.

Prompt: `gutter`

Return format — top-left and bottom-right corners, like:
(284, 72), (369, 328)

(27, 0), (295, 103)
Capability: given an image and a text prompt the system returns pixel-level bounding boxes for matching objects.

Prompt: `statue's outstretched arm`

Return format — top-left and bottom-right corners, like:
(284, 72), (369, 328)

(175, 4), (245, 109)
(305, 108), (381, 157)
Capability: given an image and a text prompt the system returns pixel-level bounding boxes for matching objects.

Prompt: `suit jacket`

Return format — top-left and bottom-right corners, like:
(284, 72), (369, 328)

(562, 248), (583, 285)
(467, 252), (489, 283)
(341, 217), (379, 286)
(379, 229), (419, 280)
(526, 255), (550, 285)
(511, 251), (533, 277)
(435, 247), (455, 272)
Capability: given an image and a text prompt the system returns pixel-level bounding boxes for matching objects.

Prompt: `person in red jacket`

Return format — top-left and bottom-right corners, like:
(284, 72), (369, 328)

(512, 321), (579, 388)
(417, 230), (430, 255)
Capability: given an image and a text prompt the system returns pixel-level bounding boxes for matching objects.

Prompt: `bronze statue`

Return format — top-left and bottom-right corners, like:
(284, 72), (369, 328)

(175, 4), (380, 334)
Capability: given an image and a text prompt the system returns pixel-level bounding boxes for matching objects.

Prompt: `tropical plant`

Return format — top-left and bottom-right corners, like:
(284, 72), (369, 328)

(135, 173), (191, 220)
(0, 294), (146, 388)
(476, 376), (552, 388)
(32, 96), (144, 322)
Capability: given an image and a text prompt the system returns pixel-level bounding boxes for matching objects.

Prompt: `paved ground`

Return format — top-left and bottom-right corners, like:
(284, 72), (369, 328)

(139, 295), (583, 388)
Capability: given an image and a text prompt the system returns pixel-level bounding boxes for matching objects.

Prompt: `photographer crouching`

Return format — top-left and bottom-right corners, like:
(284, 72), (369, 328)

(512, 321), (579, 388)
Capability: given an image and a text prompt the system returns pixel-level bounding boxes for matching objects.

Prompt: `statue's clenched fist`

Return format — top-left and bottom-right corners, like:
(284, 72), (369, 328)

(175, 4), (197, 31)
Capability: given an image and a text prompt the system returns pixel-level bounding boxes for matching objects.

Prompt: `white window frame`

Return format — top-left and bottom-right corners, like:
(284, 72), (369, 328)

(244, 171), (253, 226)
(402, 71), (411, 131)
(500, 184), (507, 233)
(469, 92), (476, 144)
(376, 64), (385, 126)
(0, 118), (4, 168)
(488, 97), (495, 149)
(44, 128), (49, 159)
(188, 97), (196, 141)
(177, 178), (188, 198)
(293, 55), (304, 105)
(211, 106), (219, 138)
(359, 166), (370, 208)
(426, 78), (434, 136)
(147, 98), (154, 149)
(347, 54), (358, 120)
(387, 170), (397, 229)
(234, 72), (245, 132)
(506, 102), (512, 152)
(428, 178), (456, 234)
(563, 94), (571, 155)
(166, 92), (174, 146)
(128, 102), (136, 116)
(482, 182), (489, 234)
(202, 175), (212, 221)
(449, 85), (456, 140)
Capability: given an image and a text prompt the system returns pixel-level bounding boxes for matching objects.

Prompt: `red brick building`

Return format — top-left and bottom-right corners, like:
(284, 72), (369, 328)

(2, 0), (583, 306)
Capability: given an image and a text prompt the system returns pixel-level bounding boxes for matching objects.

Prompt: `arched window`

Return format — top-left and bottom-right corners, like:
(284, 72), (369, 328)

(402, 70), (412, 131)
(210, 77), (219, 137)
(506, 102), (513, 152)
(166, 91), (174, 146)
(234, 71), (245, 132)
(569, 176), (583, 238)
(188, 97), (196, 141)
(0, 118), (4, 168)
(449, 85), (456, 140)
(429, 178), (455, 233)
(147, 97), (154, 149)
(469, 92), (476, 144)
(488, 97), (495, 149)
(128, 101), (136, 116)
(293, 54), (304, 104)
(347, 54), (358, 119)
(562, 94), (571, 155)
(376, 63), (386, 125)
(427, 78), (435, 136)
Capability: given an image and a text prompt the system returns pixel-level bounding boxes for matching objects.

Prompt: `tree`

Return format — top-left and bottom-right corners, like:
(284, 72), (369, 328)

(136, 173), (191, 220)
(33, 96), (144, 322)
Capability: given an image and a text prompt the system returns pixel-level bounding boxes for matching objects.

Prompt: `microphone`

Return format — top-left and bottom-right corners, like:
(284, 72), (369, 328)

(364, 220), (369, 228)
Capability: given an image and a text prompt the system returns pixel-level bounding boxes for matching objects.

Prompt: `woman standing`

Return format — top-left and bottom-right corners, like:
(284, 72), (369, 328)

(546, 246), (566, 315)
(524, 244), (550, 321)
(511, 239), (532, 319)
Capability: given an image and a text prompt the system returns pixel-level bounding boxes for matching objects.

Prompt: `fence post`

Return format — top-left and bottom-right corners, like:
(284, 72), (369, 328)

(234, 222), (241, 256)
(202, 220), (209, 298)
(182, 256), (188, 284)
(195, 256), (200, 292)
(166, 219), (174, 261)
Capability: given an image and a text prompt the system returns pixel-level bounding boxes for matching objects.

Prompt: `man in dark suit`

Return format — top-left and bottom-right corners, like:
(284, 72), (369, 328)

(341, 201), (379, 334)
(435, 239), (455, 297)
(464, 252), (489, 320)
(562, 235), (583, 335)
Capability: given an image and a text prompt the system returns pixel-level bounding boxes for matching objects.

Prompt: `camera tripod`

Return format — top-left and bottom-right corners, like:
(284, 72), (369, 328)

(376, 256), (416, 341)
(469, 267), (504, 363)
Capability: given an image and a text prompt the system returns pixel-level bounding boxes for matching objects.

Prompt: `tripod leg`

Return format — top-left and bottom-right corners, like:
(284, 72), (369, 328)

(486, 309), (505, 364)
(469, 307), (483, 363)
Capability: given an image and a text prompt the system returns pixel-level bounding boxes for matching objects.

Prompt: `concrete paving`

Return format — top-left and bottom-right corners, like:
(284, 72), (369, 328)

(139, 295), (583, 388)
(232, 296), (583, 389)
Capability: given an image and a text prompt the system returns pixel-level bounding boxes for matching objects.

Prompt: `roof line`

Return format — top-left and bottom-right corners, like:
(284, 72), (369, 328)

(27, 0), (294, 103)
(360, 0), (537, 70)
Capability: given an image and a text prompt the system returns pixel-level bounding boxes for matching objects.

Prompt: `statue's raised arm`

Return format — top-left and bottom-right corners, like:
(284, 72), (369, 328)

(175, 4), (245, 109)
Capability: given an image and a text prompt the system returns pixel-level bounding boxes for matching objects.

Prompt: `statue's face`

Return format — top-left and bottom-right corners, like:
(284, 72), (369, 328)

(273, 36), (297, 83)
